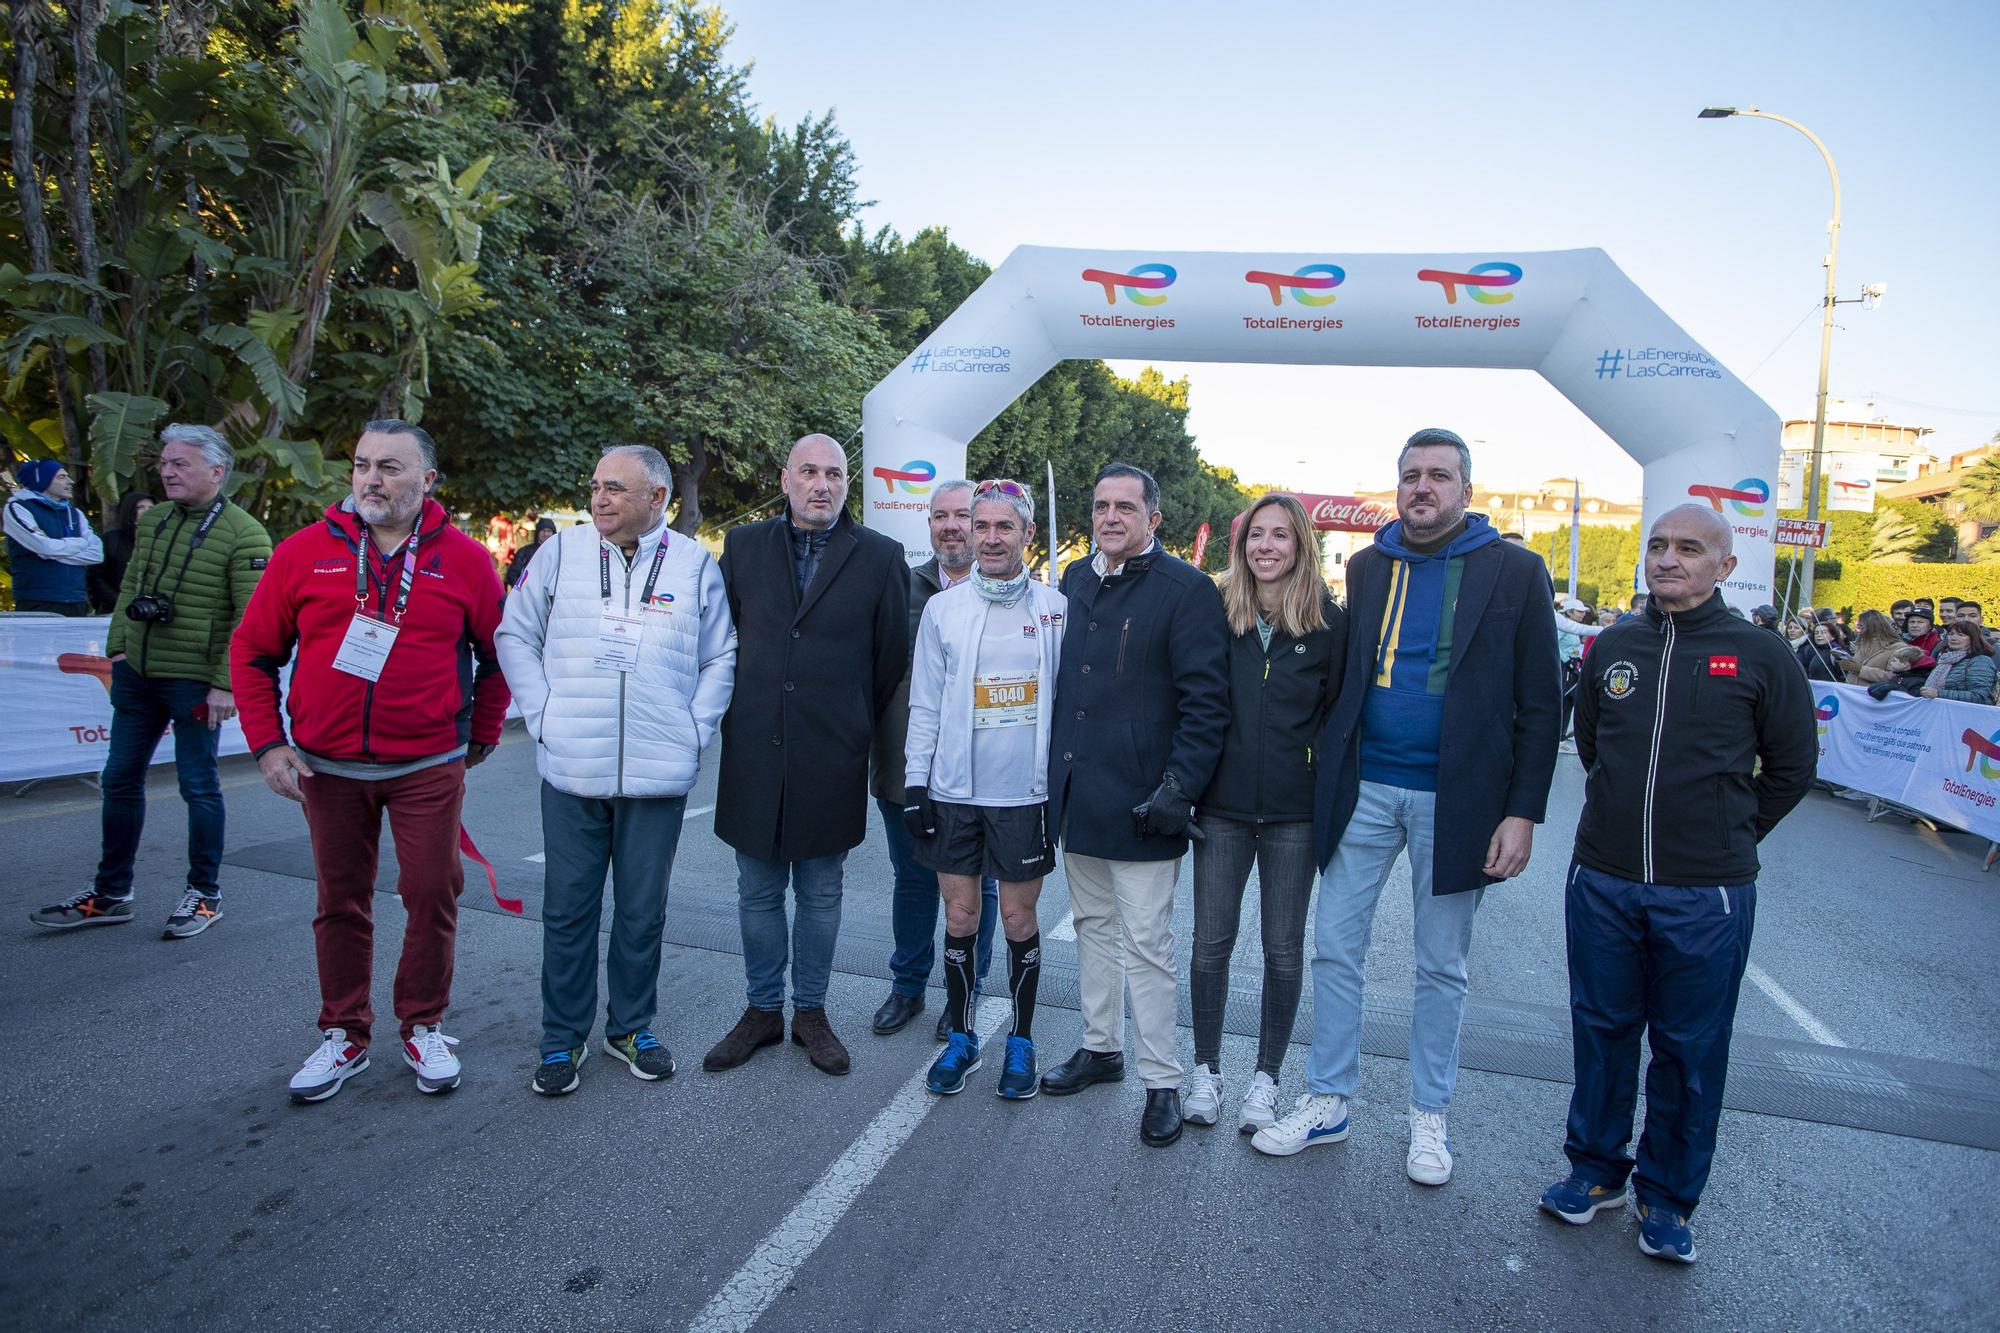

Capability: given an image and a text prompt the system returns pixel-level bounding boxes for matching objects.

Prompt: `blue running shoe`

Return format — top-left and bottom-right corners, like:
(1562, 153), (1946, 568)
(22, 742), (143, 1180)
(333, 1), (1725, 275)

(1539, 1174), (1630, 1224)
(926, 1031), (981, 1095)
(1637, 1203), (1698, 1264)
(995, 1036), (1038, 1100)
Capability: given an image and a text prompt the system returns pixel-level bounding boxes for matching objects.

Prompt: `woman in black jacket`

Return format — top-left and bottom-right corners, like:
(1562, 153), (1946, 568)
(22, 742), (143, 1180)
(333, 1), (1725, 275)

(88, 490), (153, 612)
(1186, 493), (1347, 1134)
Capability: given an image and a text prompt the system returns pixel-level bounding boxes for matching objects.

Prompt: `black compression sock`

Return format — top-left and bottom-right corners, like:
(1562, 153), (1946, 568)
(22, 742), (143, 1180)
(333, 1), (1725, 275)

(943, 931), (977, 1035)
(1008, 932), (1041, 1039)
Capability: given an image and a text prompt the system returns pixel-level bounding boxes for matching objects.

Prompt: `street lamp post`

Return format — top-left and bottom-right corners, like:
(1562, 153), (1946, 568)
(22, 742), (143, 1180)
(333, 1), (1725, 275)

(1700, 106), (1840, 608)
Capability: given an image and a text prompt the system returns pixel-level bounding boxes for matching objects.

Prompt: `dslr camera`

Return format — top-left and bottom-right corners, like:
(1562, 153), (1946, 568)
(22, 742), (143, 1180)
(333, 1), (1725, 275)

(125, 593), (176, 624)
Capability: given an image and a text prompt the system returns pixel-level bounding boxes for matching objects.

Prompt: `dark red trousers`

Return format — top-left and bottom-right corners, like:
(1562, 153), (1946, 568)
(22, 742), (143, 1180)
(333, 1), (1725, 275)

(300, 761), (466, 1045)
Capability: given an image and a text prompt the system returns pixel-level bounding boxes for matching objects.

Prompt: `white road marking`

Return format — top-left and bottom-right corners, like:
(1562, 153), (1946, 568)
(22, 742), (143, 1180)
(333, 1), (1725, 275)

(523, 802), (715, 862)
(1047, 910), (1075, 942)
(1746, 962), (1847, 1048)
(685, 995), (1010, 1333)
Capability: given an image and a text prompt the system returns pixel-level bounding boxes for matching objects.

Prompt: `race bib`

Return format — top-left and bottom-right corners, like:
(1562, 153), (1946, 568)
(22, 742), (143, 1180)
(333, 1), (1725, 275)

(594, 609), (645, 673)
(972, 672), (1037, 729)
(331, 613), (400, 683)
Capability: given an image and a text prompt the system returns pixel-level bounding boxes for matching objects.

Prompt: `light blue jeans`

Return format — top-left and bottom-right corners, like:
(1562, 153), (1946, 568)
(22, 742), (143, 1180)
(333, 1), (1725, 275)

(737, 850), (847, 1011)
(1305, 780), (1485, 1113)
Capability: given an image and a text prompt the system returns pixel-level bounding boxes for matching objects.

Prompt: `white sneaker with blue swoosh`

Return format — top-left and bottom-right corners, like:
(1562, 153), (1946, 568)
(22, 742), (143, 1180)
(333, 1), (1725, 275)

(1250, 1093), (1349, 1157)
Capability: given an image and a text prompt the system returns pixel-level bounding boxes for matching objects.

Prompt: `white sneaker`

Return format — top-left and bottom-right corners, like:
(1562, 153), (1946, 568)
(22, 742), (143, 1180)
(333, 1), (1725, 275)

(289, 1028), (368, 1103)
(1237, 1071), (1280, 1134)
(1183, 1063), (1223, 1126)
(1407, 1108), (1453, 1185)
(402, 1023), (462, 1094)
(1249, 1093), (1349, 1157)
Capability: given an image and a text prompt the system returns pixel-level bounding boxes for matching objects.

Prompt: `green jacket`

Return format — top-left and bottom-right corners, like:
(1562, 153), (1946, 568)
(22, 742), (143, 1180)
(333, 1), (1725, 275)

(105, 498), (272, 689)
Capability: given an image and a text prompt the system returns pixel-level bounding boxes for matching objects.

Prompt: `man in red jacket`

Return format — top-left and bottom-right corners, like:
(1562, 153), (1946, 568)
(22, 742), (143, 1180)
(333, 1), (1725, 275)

(231, 420), (509, 1104)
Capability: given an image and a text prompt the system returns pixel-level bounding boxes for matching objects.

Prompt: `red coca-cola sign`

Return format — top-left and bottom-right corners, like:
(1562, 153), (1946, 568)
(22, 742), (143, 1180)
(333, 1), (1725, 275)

(1300, 494), (1395, 532)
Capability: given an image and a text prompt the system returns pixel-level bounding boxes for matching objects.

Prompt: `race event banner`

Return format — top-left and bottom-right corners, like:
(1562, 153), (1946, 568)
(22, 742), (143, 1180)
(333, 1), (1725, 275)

(0, 616), (265, 782)
(1813, 682), (2000, 839)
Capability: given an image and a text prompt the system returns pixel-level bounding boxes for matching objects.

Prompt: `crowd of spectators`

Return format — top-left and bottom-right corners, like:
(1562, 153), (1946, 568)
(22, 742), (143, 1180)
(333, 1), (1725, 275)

(1542, 584), (2000, 710)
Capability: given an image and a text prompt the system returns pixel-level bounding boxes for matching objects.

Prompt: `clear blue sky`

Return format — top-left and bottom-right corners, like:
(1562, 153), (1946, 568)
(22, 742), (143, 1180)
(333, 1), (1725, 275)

(725, 0), (1999, 499)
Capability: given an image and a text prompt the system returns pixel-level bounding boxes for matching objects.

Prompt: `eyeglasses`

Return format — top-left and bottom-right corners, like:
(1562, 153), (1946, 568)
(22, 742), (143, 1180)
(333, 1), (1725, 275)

(975, 479), (1028, 499)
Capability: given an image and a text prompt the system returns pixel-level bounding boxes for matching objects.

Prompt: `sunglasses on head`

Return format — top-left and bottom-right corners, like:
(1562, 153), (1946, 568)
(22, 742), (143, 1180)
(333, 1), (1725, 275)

(975, 479), (1028, 499)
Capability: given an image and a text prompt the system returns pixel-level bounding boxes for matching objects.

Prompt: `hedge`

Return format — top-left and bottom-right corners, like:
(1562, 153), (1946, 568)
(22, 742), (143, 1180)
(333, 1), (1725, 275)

(1795, 561), (2000, 615)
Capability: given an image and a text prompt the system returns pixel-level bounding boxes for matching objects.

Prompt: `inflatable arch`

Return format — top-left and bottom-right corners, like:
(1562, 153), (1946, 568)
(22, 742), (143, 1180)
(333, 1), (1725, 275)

(859, 247), (1779, 608)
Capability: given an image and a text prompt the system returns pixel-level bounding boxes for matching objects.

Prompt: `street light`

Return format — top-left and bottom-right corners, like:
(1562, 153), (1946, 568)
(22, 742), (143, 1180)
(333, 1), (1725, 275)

(1699, 105), (1841, 607)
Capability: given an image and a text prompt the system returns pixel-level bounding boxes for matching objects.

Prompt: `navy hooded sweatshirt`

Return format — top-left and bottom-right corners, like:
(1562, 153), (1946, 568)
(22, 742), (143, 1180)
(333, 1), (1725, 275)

(1357, 512), (1500, 791)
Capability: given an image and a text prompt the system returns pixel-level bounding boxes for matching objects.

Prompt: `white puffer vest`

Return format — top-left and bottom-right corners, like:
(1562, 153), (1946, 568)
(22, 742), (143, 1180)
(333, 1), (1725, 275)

(501, 521), (736, 799)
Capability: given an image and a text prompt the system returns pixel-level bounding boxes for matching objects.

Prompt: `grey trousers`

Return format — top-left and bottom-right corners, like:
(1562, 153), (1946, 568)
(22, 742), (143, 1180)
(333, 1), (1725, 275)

(539, 782), (687, 1055)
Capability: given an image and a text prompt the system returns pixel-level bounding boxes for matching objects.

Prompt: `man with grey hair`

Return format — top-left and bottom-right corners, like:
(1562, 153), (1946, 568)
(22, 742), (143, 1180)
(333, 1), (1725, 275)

(499, 444), (738, 1095)
(1539, 503), (1813, 1263)
(233, 418), (510, 1101)
(869, 478), (1001, 1041)
(32, 424), (272, 937)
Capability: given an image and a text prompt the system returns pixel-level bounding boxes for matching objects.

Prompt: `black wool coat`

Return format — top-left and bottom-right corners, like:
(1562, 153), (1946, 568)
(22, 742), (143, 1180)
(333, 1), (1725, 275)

(1313, 537), (1561, 893)
(1048, 545), (1231, 862)
(716, 511), (910, 862)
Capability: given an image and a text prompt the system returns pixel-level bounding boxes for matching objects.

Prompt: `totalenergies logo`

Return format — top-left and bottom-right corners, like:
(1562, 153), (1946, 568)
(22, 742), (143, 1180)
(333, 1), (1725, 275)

(1815, 693), (1839, 736)
(1245, 264), (1345, 307)
(870, 459), (936, 495)
(1082, 263), (1176, 306)
(1962, 727), (2000, 780)
(1417, 261), (1522, 305)
(1687, 477), (1770, 518)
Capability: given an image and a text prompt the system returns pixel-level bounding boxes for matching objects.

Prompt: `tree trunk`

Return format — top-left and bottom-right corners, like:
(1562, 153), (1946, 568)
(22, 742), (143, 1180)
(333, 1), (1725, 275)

(9, 0), (84, 472)
(670, 433), (709, 535)
(59, 0), (110, 399)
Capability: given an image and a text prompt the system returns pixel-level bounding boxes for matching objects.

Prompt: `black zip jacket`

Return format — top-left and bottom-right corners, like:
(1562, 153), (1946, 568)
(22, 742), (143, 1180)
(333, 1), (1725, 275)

(1199, 594), (1347, 824)
(1573, 589), (1817, 886)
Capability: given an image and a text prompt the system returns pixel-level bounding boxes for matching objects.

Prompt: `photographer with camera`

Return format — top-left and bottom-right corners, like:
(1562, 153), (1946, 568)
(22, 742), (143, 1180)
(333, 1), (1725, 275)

(30, 425), (272, 938)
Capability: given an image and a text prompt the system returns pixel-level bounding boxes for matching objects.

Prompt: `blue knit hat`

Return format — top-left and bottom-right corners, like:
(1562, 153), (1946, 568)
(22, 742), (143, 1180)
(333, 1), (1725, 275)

(14, 459), (63, 494)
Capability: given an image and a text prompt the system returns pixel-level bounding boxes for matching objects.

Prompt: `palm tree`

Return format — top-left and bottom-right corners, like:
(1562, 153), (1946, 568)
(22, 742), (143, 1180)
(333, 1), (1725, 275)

(1952, 455), (2000, 524)
(1869, 508), (1923, 562)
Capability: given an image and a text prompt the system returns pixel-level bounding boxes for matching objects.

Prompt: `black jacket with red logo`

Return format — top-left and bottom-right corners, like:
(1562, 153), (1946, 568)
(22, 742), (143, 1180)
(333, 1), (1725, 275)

(1573, 589), (1816, 886)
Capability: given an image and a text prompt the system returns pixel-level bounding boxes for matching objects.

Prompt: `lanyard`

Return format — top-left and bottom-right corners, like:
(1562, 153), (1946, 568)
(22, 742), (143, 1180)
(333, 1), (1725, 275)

(354, 527), (422, 622)
(600, 534), (671, 608)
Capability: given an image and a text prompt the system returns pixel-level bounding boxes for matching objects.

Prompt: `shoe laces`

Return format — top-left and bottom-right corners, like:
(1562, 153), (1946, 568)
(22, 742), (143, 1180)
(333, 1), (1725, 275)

(172, 886), (206, 918)
(1187, 1064), (1220, 1102)
(631, 1030), (662, 1052)
(943, 1031), (976, 1064)
(1243, 1075), (1280, 1112)
(1277, 1093), (1338, 1134)
(301, 1030), (348, 1074)
(1410, 1109), (1450, 1160)
(1004, 1038), (1033, 1074)
(56, 886), (100, 908)
(408, 1025), (458, 1065)
(541, 1051), (574, 1067)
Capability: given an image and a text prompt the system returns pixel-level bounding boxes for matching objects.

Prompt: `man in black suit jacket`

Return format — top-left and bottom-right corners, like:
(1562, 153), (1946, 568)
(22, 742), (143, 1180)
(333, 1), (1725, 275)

(1041, 462), (1230, 1146)
(703, 434), (910, 1078)
(1252, 429), (1558, 1185)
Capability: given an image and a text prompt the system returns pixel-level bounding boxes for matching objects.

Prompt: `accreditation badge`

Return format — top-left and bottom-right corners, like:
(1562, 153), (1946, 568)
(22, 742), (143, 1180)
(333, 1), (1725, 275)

(972, 672), (1037, 729)
(331, 613), (400, 683)
(594, 609), (645, 673)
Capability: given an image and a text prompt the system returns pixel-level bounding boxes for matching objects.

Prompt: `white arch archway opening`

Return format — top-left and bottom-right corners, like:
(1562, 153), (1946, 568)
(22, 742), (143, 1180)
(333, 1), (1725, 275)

(860, 247), (1778, 608)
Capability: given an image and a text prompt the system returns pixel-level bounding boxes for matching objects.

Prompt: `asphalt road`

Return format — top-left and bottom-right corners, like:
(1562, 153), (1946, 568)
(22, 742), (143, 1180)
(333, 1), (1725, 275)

(2, 723), (1994, 1331)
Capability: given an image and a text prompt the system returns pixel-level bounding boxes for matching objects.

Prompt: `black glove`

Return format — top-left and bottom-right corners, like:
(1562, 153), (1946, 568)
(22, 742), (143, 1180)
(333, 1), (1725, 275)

(1866, 680), (1896, 701)
(1133, 773), (1195, 839)
(903, 785), (939, 839)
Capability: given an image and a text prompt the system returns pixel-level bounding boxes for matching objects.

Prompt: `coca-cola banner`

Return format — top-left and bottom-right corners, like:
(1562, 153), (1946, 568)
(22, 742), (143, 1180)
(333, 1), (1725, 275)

(861, 247), (1779, 608)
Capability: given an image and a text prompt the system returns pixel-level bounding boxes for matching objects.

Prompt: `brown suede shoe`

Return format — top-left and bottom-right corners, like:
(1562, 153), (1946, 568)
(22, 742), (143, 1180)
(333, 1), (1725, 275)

(702, 1006), (784, 1072)
(791, 1007), (851, 1076)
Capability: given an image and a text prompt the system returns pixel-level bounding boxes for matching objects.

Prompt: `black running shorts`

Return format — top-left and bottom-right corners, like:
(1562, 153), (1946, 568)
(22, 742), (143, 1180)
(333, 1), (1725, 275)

(915, 800), (1053, 882)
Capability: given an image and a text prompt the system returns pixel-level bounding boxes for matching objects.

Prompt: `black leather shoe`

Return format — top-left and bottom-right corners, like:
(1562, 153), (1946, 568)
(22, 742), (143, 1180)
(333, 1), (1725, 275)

(1141, 1088), (1184, 1146)
(1039, 1047), (1125, 1096)
(871, 992), (924, 1035)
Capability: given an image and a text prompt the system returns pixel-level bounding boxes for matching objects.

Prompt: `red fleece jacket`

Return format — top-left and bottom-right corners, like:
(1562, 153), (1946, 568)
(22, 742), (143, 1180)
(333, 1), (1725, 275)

(231, 497), (509, 762)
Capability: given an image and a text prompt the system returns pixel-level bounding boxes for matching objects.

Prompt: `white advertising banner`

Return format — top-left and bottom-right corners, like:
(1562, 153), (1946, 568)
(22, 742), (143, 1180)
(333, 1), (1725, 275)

(1827, 453), (1880, 512)
(0, 616), (260, 783)
(1777, 452), (1805, 510)
(1812, 682), (2000, 838)
(861, 246), (1781, 608)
